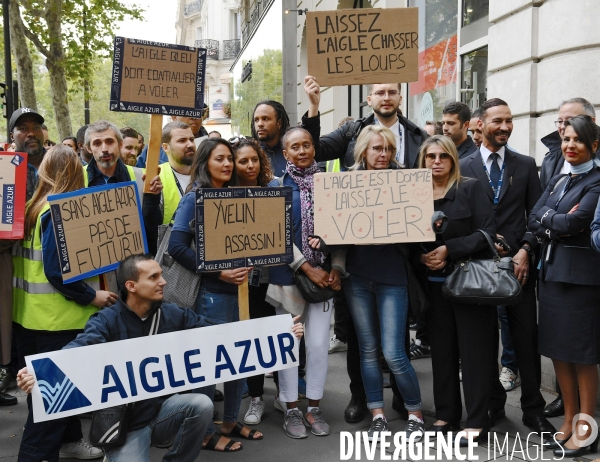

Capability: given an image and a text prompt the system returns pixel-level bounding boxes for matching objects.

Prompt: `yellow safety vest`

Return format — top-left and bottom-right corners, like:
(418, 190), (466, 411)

(12, 204), (100, 331)
(159, 162), (184, 224)
(326, 159), (341, 172)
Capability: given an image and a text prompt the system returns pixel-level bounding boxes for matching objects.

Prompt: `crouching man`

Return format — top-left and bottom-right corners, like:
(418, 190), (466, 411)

(17, 254), (304, 461)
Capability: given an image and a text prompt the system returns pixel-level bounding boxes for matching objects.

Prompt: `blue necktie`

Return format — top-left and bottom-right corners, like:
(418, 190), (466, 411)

(489, 153), (501, 190)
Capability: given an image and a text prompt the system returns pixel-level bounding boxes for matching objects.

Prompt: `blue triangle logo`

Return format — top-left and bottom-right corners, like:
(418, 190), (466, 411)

(32, 358), (92, 414)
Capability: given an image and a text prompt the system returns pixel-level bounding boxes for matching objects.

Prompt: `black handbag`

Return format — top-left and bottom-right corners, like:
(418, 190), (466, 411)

(89, 404), (134, 448)
(442, 230), (522, 306)
(294, 270), (338, 304)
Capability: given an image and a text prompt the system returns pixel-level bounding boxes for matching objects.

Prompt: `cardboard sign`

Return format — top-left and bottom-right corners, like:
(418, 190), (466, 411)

(110, 37), (207, 117)
(27, 315), (299, 422)
(313, 169), (435, 244)
(0, 153), (27, 239)
(195, 187), (294, 271)
(306, 8), (419, 86)
(48, 182), (148, 283)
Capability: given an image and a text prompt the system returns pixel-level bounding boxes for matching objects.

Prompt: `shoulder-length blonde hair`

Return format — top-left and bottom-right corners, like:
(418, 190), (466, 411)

(351, 125), (400, 170)
(418, 135), (461, 194)
(25, 145), (85, 236)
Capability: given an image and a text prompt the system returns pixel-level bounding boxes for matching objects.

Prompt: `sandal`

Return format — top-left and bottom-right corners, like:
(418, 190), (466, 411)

(203, 433), (243, 452)
(222, 422), (264, 440)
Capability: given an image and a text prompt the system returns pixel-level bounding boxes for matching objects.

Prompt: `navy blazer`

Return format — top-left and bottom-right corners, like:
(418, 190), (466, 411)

(460, 148), (542, 257)
(528, 168), (600, 286)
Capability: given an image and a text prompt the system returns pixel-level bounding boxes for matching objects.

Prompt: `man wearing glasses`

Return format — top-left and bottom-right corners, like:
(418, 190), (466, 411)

(300, 78), (428, 424)
(539, 98), (598, 190)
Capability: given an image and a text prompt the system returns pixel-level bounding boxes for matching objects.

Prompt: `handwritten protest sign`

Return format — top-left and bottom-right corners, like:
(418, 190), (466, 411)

(48, 182), (148, 283)
(27, 315), (299, 422)
(306, 8), (419, 86)
(195, 187), (294, 271)
(0, 153), (27, 239)
(314, 169), (435, 244)
(110, 37), (207, 117)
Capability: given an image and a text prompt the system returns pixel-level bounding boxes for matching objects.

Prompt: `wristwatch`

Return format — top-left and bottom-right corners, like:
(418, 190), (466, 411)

(520, 243), (534, 258)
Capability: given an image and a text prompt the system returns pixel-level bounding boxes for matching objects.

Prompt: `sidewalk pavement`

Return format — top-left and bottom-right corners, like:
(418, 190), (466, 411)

(1, 329), (598, 461)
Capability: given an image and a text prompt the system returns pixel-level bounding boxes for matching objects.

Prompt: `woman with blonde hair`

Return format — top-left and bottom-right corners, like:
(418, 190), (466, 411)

(416, 135), (496, 444)
(13, 145), (117, 461)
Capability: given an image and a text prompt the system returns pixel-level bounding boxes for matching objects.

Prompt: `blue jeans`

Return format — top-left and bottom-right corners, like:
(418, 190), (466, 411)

(105, 393), (213, 462)
(194, 288), (245, 435)
(344, 275), (422, 411)
(498, 306), (518, 374)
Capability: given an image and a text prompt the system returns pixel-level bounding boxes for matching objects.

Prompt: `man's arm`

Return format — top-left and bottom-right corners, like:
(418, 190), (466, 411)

(521, 156), (544, 247)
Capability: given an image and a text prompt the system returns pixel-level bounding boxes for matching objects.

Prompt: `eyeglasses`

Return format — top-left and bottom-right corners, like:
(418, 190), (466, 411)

(370, 145), (395, 154)
(371, 90), (400, 98)
(425, 152), (452, 161)
(554, 120), (567, 128)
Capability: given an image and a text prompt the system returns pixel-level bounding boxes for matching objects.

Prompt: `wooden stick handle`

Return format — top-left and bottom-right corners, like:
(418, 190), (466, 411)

(144, 114), (163, 193)
(238, 273), (250, 321)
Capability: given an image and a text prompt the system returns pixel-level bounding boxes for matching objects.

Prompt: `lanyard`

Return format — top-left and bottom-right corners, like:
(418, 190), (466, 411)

(554, 172), (589, 210)
(482, 159), (505, 205)
(171, 166), (185, 196)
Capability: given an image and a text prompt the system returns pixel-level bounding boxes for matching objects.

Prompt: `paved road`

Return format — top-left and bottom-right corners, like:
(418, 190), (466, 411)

(1, 328), (597, 461)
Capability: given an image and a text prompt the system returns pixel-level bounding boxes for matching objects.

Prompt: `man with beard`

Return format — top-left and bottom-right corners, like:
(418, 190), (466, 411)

(442, 101), (478, 159)
(0, 108), (48, 407)
(84, 120), (163, 255)
(299, 79), (428, 424)
(120, 127), (141, 167)
(159, 121), (195, 224)
(468, 108), (484, 148)
(135, 105), (209, 168)
(460, 99), (555, 440)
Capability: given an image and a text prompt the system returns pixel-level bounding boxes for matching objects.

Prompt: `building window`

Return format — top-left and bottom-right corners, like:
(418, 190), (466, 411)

(408, 0), (458, 127)
(461, 46), (488, 110)
(462, 0), (489, 27)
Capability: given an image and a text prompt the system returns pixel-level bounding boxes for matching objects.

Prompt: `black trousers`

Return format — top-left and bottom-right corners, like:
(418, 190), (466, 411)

(427, 282), (497, 428)
(246, 284), (278, 396)
(489, 278), (546, 417)
(14, 324), (83, 462)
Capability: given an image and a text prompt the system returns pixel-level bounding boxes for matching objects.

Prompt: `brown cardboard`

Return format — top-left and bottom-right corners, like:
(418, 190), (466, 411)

(48, 183), (147, 283)
(120, 40), (198, 107)
(306, 8), (419, 86)
(313, 169), (436, 244)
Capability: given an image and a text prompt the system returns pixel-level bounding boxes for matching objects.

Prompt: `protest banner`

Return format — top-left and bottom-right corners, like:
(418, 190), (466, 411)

(27, 315), (299, 423)
(48, 182), (148, 283)
(313, 169), (436, 244)
(195, 187), (294, 271)
(110, 36), (207, 192)
(306, 8), (419, 86)
(0, 152), (27, 239)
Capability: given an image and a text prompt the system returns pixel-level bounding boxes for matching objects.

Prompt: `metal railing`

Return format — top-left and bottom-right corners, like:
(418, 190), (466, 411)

(223, 39), (241, 60)
(184, 0), (203, 16)
(241, 0), (275, 46)
(195, 39), (219, 60)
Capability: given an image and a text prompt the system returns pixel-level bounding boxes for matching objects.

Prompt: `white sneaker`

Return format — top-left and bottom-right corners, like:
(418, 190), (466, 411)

(244, 397), (265, 425)
(274, 395), (286, 413)
(499, 367), (521, 391)
(59, 439), (104, 460)
(329, 335), (348, 354)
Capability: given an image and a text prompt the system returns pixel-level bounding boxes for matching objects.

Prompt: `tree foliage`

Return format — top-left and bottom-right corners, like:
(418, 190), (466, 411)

(231, 49), (282, 136)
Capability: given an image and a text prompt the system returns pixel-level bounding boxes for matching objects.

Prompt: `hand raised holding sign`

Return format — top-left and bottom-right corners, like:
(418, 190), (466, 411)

(219, 267), (251, 285)
(141, 167), (163, 195)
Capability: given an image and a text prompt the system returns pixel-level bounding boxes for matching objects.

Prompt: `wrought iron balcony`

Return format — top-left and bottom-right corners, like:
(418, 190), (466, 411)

(241, 0), (275, 46)
(223, 39), (241, 60)
(195, 39), (219, 60)
(184, 0), (202, 16)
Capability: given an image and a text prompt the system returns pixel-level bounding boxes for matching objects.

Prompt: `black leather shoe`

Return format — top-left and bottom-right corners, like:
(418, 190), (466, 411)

(0, 392), (17, 406)
(344, 395), (368, 423)
(429, 421), (460, 433)
(459, 429), (489, 447)
(545, 434), (571, 450)
(553, 435), (599, 458)
(214, 389), (224, 402)
(488, 408), (506, 427)
(543, 395), (564, 417)
(522, 415), (557, 440)
(391, 394), (409, 420)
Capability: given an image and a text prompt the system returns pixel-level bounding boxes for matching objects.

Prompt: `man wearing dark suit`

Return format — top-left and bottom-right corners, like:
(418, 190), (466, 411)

(442, 102), (478, 159)
(459, 98), (556, 439)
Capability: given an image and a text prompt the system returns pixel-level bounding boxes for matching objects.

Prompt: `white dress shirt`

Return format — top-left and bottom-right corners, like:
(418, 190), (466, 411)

(480, 144), (506, 171)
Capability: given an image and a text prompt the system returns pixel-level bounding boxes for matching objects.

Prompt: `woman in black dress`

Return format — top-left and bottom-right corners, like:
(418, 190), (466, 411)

(528, 115), (600, 458)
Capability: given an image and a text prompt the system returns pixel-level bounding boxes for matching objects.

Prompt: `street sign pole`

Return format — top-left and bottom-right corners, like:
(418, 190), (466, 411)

(3, 0), (13, 142)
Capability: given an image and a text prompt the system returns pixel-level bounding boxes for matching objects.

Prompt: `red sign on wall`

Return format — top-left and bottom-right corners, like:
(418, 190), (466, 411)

(409, 35), (457, 97)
